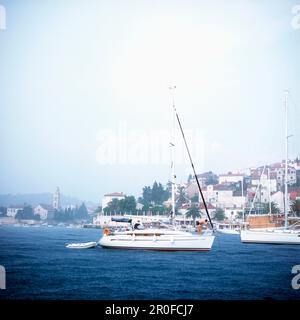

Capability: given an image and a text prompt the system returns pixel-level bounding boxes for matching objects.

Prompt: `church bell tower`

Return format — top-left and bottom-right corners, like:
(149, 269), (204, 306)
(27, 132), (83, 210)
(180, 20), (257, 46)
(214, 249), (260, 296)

(53, 187), (61, 210)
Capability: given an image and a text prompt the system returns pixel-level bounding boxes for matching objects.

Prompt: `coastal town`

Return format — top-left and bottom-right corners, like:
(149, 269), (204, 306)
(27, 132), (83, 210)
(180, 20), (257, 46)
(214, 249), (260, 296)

(1, 157), (300, 228)
(1, 1), (300, 304)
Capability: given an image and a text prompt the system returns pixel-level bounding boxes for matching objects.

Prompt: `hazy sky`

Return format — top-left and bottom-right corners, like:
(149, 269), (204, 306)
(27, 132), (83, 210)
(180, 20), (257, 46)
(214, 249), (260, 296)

(0, 0), (299, 203)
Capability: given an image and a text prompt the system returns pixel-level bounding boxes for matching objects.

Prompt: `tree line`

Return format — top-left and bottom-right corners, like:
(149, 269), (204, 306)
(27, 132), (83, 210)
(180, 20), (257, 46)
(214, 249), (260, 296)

(103, 181), (171, 215)
(54, 203), (89, 221)
(103, 196), (137, 215)
(0, 203), (89, 221)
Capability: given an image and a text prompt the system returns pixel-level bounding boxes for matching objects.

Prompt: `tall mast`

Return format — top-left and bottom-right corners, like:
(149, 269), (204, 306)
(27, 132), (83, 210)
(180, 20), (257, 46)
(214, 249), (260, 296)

(173, 98), (214, 230)
(169, 86), (176, 224)
(241, 176), (245, 222)
(268, 168), (271, 215)
(284, 90), (289, 229)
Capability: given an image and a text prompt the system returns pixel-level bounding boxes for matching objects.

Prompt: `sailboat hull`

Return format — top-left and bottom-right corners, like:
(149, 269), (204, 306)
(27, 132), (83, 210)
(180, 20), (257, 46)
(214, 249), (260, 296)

(240, 230), (300, 245)
(99, 233), (215, 251)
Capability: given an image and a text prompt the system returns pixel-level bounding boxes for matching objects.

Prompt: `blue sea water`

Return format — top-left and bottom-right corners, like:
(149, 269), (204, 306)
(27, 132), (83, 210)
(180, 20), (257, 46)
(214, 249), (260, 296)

(0, 225), (299, 300)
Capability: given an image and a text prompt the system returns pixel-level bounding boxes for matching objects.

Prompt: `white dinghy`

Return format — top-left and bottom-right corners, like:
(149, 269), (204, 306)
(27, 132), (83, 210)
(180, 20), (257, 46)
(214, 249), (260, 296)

(66, 241), (97, 249)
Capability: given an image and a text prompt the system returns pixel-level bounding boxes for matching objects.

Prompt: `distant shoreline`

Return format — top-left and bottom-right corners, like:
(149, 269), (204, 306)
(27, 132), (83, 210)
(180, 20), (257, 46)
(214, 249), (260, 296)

(0, 216), (84, 227)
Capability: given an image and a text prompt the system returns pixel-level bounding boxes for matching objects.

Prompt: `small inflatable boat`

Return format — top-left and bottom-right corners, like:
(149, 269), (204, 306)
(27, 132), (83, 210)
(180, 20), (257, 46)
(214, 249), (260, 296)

(66, 241), (97, 249)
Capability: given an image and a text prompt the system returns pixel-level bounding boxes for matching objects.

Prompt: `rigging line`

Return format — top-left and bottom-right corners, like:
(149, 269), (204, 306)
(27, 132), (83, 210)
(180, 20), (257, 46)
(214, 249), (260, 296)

(289, 92), (299, 113)
(248, 164), (266, 216)
(174, 106), (214, 230)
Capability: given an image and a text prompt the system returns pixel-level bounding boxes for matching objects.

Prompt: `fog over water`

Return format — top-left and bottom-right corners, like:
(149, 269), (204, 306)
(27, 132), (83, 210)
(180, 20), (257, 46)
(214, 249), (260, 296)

(0, 0), (299, 201)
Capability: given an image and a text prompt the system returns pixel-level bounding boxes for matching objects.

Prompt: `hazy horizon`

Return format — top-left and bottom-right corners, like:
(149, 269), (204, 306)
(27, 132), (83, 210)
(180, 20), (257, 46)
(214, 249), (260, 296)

(1, 0), (299, 202)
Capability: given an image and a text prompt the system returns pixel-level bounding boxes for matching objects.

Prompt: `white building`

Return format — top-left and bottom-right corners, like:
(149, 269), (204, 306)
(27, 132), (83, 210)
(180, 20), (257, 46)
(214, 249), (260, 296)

(202, 185), (233, 207)
(231, 194), (246, 208)
(251, 163), (296, 189)
(34, 204), (55, 220)
(289, 158), (300, 171)
(270, 191), (285, 213)
(218, 172), (244, 184)
(257, 187), (271, 204)
(201, 185), (246, 210)
(274, 165), (296, 187)
(251, 173), (277, 192)
(101, 192), (126, 211)
(7, 207), (23, 218)
(251, 173), (278, 199)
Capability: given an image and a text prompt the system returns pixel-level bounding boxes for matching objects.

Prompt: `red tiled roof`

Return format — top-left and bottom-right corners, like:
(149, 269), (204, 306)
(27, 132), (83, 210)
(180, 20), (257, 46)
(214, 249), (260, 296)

(270, 163), (295, 170)
(270, 162), (282, 168)
(199, 203), (216, 209)
(290, 190), (300, 200)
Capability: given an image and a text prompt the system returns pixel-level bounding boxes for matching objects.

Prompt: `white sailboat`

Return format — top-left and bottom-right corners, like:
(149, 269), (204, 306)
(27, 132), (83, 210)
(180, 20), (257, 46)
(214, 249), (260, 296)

(99, 87), (215, 251)
(240, 227), (300, 244)
(241, 91), (300, 244)
(99, 228), (214, 251)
